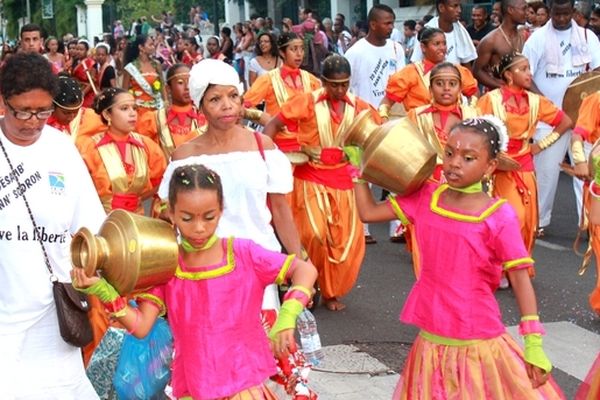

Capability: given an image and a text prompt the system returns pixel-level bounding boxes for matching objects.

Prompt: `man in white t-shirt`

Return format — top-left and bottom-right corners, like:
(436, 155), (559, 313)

(411, 0), (477, 66)
(0, 53), (105, 399)
(523, 0), (600, 233)
(345, 4), (405, 243)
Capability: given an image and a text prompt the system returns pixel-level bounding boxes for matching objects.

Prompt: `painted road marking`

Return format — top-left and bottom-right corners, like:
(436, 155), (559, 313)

(507, 321), (600, 381)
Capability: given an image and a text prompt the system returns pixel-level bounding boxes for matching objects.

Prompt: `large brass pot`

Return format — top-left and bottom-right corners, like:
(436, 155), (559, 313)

(71, 210), (179, 295)
(343, 110), (437, 195)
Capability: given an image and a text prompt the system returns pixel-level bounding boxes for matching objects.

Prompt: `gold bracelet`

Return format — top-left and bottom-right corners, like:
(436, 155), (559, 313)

(571, 140), (587, 164)
(538, 131), (560, 150)
(378, 104), (390, 119)
(244, 108), (263, 121)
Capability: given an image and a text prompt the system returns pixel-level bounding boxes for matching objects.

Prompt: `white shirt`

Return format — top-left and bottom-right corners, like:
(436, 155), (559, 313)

(159, 149), (293, 252)
(523, 24), (600, 107)
(411, 18), (477, 64)
(345, 38), (406, 107)
(0, 126), (105, 334)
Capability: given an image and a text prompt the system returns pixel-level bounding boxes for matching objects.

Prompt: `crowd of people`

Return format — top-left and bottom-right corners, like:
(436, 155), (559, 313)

(1, 0), (600, 398)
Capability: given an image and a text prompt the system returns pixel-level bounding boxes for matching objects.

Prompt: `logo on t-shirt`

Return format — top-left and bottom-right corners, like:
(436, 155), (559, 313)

(48, 172), (64, 195)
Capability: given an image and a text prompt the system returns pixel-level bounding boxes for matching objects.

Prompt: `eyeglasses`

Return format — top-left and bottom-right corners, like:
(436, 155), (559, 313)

(4, 98), (54, 120)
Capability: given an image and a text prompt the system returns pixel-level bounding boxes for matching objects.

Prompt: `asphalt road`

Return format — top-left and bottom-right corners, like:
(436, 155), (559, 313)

(312, 172), (600, 399)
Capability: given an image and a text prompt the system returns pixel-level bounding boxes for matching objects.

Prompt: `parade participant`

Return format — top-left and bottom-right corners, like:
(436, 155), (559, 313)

(473, 0), (529, 90)
(161, 57), (303, 301)
(71, 39), (97, 108)
(402, 62), (478, 277)
(353, 116), (565, 399)
(73, 164), (318, 399)
(0, 52), (103, 399)
(47, 75), (105, 141)
(478, 52), (572, 261)
(248, 32), (281, 86)
(206, 36), (227, 62)
(411, 0), (477, 66)
(344, 4), (405, 244)
(43, 36), (65, 74)
(523, 0), (600, 236)
(94, 43), (116, 90)
(161, 56), (310, 398)
(137, 64), (205, 158)
(122, 35), (168, 129)
(244, 32), (321, 156)
(76, 87), (166, 215)
(380, 28), (478, 117)
(263, 55), (377, 311)
(571, 92), (600, 313)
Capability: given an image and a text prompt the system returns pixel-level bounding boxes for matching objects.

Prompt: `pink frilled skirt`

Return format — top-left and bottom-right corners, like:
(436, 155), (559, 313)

(179, 382), (278, 400)
(393, 332), (566, 400)
(575, 352), (600, 400)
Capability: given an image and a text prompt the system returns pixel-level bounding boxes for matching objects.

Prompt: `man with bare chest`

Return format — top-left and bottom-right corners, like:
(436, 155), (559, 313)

(473, 0), (529, 90)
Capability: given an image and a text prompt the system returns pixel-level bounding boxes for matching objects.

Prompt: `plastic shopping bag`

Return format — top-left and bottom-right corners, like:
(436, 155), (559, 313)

(113, 317), (173, 400)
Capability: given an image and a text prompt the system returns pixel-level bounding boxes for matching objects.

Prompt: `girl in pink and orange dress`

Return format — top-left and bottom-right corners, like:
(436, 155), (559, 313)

(353, 116), (565, 399)
(72, 164), (318, 400)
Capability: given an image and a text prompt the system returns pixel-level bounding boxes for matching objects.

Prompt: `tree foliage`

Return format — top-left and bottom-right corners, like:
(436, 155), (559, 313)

(3, 0), (84, 39)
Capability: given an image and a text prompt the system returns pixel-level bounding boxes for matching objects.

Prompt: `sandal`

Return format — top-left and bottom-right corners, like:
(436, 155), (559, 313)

(536, 227), (545, 238)
(365, 235), (377, 245)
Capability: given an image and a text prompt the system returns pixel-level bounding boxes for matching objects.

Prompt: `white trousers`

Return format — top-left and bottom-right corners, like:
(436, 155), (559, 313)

(533, 126), (572, 227)
(0, 307), (99, 400)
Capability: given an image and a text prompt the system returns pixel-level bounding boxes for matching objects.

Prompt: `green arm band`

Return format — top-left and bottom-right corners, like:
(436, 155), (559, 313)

(343, 145), (363, 167)
(268, 299), (303, 340)
(593, 153), (600, 185)
(74, 277), (120, 303)
(523, 333), (552, 373)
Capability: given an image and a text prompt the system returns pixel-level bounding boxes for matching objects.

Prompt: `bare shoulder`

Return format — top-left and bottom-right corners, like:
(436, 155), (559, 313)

(478, 29), (500, 50)
(171, 138), (207, 160)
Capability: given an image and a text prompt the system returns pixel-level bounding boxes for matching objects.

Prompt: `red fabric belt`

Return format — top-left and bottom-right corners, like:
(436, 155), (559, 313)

(294, 163), (353, 189)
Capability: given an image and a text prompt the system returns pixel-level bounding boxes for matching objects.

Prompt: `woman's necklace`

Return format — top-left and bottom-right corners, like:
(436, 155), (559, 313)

(499, 25), (523, 52)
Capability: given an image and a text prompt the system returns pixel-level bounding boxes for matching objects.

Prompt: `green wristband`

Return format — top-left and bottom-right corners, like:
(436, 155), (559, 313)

(593, 154), (600, 185)
(343, 145), (363, 167)
(523, 334), (552, 373)
(268, 299), (303, 340)
(74, 277), (120, 303)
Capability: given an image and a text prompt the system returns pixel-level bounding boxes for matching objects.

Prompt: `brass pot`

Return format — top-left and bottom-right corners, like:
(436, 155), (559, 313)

(343, 110), (437, 195)
(71, 210), (179, 295)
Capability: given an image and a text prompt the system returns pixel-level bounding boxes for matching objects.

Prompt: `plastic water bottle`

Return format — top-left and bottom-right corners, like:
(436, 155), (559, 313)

(297, 309), (324, 366)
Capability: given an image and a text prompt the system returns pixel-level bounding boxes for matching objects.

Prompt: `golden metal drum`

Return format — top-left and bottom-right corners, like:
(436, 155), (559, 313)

(343, 110), (437, 195)
(71, 209), (179, 295)
(562, 71), (600, 123)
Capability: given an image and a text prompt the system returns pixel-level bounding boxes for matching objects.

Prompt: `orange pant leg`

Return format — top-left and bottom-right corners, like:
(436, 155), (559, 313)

(82, 295), (110, 367)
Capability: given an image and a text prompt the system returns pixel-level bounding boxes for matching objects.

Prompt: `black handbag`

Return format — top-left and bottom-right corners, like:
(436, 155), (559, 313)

(0, 136), (93, 348)
(52, 281), (94, 347)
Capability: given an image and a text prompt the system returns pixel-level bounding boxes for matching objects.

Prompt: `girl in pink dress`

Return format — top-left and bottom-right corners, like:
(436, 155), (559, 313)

(72, 164), (318, 399)
(353, 116), (565, 399)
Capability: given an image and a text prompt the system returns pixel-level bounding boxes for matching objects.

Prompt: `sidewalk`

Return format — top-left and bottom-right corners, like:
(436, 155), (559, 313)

(308, 345), (399, 400)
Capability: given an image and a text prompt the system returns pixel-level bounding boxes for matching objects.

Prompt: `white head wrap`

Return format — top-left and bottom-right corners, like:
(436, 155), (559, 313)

(188, 59), (244, 108)
(95, 42), (110, 53)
